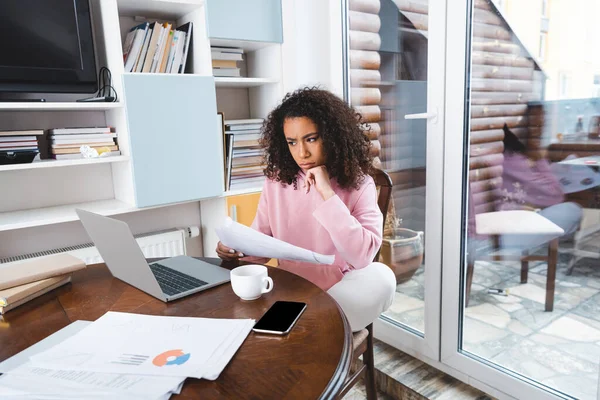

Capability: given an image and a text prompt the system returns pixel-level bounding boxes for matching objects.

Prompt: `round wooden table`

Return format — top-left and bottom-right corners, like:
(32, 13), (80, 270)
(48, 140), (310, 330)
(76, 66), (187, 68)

(0, 258), (353, 399)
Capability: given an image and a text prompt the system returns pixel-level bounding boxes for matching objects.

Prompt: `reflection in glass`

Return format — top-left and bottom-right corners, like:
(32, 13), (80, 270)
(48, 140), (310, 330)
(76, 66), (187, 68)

(462, 1), (600, 399)
(347, 0), (429, 334)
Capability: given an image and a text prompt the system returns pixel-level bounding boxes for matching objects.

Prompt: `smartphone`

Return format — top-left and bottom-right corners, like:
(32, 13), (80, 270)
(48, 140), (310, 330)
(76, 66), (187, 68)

(252, 301), (307, 335)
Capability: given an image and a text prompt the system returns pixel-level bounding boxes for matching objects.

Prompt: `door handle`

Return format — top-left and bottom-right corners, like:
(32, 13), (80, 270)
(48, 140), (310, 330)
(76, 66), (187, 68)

(404, 108), (438, 123)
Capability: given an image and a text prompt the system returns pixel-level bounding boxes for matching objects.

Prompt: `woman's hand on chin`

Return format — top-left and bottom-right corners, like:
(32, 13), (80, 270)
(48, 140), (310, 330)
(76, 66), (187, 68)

(304, 166), (335, 201)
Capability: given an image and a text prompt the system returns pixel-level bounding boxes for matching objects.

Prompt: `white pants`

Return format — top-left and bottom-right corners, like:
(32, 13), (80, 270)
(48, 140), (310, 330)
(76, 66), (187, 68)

(327, 262), (397, 332)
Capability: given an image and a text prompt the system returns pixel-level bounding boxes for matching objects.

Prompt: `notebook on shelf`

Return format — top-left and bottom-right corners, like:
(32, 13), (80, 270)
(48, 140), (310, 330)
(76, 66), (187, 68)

(0, 275), (71, 314)
(0, 253), (85, 291)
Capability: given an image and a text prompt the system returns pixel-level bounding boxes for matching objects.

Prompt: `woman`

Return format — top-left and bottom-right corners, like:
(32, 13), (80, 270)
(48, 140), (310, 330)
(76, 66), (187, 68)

(217, 87), (396, 331)
(497, 124), (582, 249)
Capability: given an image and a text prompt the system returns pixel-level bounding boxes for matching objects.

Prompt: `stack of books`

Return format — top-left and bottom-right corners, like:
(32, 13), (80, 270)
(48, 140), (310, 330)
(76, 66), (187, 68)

(0, 254), (86, 314)
(122, 21), (193, 74)
(211, 46), (244, 77)
(0, 129), (44, 165)
(48, 127), (120, 160)
(224, 119), (265, 190)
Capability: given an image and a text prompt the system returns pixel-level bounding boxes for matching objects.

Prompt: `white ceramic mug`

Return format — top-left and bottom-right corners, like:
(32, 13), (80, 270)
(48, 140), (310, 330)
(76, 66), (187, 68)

(230, 265), (274, 300)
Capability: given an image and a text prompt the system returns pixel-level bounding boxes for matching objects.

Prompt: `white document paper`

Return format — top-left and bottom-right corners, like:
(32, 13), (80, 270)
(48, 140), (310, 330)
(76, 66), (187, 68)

(0, 320), (184, 400)
(0, 320), (90, 373)
(4, 362), (184, 399)
(200, 319), (255, 380)
(30, 312), (254, 379)
(216, 217), (335, 264)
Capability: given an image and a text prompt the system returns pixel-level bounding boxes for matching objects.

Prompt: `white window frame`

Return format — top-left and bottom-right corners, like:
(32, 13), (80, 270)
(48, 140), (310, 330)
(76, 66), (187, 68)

(371, 0), (446, 361)
(440, 0), (590, 399)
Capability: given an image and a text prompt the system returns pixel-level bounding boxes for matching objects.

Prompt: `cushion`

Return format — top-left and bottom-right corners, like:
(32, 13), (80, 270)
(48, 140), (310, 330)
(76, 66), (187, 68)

(476, 210), (564, 235)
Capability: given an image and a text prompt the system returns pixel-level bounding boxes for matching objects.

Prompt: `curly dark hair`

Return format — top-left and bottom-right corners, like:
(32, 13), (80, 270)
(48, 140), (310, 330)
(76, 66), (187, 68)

(261, 87), (372, 190)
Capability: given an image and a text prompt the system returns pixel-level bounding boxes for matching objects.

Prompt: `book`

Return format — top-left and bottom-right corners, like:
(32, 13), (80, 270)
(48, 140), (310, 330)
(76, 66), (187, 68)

(213, 68), (240, 77)
(51, 142), (115, 149)
(52, 137), (117, 145)
(0, 141), (37, 147)
(141, 22), (162, 73)
(227, 124), (263, 131)
(177, 22), (193, 73)
(0, 274), (71, 314)
(51, 145), (118, 155)
(0, 253), (85, 291)
(0, 136), (37, 142)
(171, 31), (186, 73)
(51, 151), (121, 160)
(151, 23), (171, 73)
(159, 29), (174, 73)
(225, 119), (263, 126)
(134, 25), (153, 72)
(124, 22), (149, 72)
(212, 60), (238, 68)
(211, 52), (243, 61)
(211, 46), (244, 54)
(0, 130), (44, 136)
(49, 127), (113, 135)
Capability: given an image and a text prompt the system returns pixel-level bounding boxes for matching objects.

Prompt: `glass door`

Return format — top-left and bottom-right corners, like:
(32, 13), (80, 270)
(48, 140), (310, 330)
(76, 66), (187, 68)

(443, 0), (600, 399)
(344, 0), (446, 359)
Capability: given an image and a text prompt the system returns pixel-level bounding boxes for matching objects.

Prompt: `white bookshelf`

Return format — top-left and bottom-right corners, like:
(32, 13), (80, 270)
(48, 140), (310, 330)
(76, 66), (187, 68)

(214, 77), (279, 88)
(0, 199), (139, 232)
(0, 102), (124, 111)
(0, 0), (285, 261)
(222, 187), (263, 197)
(0, 156), (129, 172)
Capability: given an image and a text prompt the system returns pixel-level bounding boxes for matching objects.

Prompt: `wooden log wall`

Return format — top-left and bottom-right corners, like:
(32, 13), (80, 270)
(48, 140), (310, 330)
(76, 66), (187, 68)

(349, 0), (383, 168)
(393, 0), (542, 214)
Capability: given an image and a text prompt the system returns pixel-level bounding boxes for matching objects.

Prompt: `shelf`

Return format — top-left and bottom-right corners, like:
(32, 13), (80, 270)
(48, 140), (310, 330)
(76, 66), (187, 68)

(117, 0), (202, 20)
(0, 156), (130, 172)
(0, 102), (123, 111)
(214, 77), (279, 88)
(222, 187), (263, 197)
(210, 38), (278, 52)
(0, 199), (141, 232)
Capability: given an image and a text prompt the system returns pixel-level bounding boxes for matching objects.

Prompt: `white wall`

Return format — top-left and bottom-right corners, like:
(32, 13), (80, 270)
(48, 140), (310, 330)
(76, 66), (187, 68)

(281, 0), (344, 98)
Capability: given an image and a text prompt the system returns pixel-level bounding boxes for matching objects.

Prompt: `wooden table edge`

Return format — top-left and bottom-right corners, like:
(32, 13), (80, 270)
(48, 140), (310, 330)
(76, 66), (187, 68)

(319, 301), (353, 400)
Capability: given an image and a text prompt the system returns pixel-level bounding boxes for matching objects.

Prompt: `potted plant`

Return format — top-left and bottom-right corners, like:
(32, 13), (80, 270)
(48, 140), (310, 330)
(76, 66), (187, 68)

(379, 216), (424, 283)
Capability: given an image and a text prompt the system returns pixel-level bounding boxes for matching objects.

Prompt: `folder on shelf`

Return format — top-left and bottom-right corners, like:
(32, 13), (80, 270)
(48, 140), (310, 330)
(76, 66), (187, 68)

(0, 149), (38, 165)
(0, 253), (85, 291)
(177, 22), (193, 73)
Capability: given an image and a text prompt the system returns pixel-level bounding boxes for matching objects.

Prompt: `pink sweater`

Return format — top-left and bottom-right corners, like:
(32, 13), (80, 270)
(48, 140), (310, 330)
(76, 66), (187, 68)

(246, 172), (383, 291)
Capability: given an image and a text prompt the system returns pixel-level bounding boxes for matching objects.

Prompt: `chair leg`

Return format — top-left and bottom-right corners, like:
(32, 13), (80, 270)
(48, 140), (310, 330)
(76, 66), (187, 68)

(521, 250), (529, 283)
(364, 323), (377, 400)
(546, 239), (558, 312)
(466, 243), (475, 307)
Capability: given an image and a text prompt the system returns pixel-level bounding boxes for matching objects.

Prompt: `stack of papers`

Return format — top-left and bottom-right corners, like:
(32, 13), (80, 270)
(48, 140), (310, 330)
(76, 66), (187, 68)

(216, 217), (335, 264)
(0, 312), (254, 399)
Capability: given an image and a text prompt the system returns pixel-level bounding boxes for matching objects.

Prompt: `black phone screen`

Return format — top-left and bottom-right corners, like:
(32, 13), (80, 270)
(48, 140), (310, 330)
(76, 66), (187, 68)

(253, 301), (307, 333)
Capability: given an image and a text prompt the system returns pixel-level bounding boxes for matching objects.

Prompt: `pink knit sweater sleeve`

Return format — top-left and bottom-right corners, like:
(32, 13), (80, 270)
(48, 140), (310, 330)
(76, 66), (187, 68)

(312, 181), (383, 269)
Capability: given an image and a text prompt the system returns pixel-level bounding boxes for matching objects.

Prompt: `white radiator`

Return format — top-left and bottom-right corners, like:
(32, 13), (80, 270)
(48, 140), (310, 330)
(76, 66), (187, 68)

(0, 227), (200, 266)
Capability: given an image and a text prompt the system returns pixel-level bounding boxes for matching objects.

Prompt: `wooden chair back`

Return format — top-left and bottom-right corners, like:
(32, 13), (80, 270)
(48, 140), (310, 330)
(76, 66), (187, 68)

(371, 168), (393, 261)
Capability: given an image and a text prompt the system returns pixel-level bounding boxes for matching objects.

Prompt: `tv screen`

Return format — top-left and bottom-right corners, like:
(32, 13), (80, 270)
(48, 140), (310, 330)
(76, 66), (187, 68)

(0, 0), (97, 94)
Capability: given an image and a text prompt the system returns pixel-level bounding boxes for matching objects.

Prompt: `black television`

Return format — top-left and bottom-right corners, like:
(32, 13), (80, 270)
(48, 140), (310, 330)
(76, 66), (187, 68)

(0, 0), (98, 94)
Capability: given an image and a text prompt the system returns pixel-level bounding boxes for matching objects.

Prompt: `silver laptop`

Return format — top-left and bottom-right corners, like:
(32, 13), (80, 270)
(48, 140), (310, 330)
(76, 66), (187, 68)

(76, 209), (230, 302)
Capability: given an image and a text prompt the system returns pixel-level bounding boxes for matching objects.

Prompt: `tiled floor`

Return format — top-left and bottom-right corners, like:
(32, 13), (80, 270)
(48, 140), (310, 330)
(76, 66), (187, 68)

(384, 233), (600, 400)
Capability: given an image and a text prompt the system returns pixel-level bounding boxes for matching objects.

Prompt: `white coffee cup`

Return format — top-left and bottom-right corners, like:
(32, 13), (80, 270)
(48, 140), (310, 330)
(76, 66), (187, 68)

(230, 265), (274, 301)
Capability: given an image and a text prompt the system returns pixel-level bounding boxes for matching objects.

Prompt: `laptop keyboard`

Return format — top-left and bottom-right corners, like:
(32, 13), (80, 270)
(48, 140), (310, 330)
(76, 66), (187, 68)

(149, 263), (208, 296)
